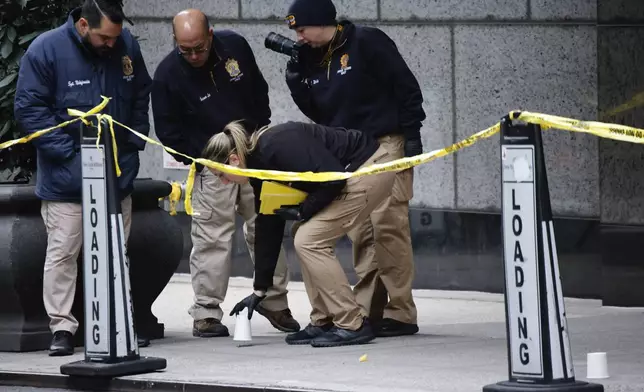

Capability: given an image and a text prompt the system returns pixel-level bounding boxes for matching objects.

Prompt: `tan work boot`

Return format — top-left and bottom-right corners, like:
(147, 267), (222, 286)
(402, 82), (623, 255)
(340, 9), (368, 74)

(193, 318), (230, 337)
(256, 306), (301, 333)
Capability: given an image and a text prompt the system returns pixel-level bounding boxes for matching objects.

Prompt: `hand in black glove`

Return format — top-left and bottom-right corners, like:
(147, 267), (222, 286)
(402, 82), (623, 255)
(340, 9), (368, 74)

(274, 206), (303, 221)
(404, 138), (423, 158)
(285, 60), (306, 92)
(229, 292), (266, 320)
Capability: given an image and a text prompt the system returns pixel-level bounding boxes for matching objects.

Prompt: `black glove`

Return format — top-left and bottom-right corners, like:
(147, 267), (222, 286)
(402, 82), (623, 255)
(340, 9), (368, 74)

(404, 138), (423, 157)
(285, 60), (306, 92)
(274, 206), (303, 221)
(229, 292), (266, 320)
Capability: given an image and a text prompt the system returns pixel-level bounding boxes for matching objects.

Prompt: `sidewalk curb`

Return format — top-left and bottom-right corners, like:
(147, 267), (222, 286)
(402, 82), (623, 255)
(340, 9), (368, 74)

(0, 370), (328, 392)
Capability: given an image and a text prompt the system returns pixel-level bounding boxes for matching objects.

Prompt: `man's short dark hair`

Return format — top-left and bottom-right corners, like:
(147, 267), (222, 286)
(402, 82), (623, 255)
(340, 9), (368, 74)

(82, 0), (131, 28)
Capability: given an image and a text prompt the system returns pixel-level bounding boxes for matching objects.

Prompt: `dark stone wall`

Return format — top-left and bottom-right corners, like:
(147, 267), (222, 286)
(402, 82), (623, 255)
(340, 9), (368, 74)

(173, 208), (608, 302)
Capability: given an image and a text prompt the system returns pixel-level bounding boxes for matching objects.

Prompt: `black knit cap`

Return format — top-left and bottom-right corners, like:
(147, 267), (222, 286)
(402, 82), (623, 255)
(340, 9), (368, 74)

(285, 0), (337, 29)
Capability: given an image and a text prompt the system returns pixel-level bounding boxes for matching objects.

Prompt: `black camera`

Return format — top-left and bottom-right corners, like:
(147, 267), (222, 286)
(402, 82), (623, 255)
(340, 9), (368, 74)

(264, 32), (304, 64)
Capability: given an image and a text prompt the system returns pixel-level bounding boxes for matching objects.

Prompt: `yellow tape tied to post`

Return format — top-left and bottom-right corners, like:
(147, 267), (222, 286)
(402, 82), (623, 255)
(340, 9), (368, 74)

(0, 96), (111, 150)
(6, 95), (644, 217)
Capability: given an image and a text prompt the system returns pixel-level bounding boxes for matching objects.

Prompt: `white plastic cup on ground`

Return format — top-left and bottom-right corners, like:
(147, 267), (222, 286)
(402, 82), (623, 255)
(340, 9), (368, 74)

(233, 307), (252, 343)
(586, 352), (609, 379)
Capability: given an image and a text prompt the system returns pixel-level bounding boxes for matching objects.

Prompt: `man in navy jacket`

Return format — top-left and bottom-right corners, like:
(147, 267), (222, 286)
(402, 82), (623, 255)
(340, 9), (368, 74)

(281, 0), (424, 338)
(152, 9), (300, 338)
(14, 0), (151, 356)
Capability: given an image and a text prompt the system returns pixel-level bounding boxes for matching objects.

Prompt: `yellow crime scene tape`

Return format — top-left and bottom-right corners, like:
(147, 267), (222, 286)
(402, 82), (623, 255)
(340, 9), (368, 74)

(602, 90), (644, 118)
(4, 95), (644, 216)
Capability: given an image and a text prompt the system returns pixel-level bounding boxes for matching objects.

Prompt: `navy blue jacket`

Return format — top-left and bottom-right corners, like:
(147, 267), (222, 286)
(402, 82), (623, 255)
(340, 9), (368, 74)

(14, 8), (152, 202)
(151, 30), (270, 166)
(288, 21), (426, 141)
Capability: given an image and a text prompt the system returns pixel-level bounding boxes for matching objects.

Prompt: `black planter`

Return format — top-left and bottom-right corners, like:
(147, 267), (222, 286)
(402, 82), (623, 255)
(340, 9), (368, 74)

(0, 179), (183, 352)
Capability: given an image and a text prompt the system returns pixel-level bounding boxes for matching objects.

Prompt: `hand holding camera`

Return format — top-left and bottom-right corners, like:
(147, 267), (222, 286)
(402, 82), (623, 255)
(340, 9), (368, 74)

(265, 32), (309, 91)
(285, 60), (305, 91)
(264, 32), (304, 64)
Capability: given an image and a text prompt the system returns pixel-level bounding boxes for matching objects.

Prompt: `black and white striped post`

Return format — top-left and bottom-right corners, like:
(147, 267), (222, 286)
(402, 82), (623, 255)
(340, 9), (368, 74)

(60, 119), (166, 377)
(483, 115), (603, 391)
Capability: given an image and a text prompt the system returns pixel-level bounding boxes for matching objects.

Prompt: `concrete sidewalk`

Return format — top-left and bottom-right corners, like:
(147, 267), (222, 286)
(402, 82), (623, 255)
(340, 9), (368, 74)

(1, 274), (643, 391)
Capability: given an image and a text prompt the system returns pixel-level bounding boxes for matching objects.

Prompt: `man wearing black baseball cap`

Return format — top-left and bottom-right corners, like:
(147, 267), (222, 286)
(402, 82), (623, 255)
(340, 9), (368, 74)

(278, 0), (424, 345)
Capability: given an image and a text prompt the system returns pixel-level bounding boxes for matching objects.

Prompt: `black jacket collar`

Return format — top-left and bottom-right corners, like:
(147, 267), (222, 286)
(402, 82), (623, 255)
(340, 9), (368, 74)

(307, 20), (354, 67)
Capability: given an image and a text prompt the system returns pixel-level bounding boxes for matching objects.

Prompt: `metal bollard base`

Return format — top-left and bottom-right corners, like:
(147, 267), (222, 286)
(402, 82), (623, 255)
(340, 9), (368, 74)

(60, 356), (166, 378)
(483, 380), (604, 392)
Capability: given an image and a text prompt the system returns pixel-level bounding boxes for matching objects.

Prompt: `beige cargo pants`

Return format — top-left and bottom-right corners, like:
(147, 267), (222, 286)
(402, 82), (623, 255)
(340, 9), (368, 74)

(41, 196), (132, 334)
(294, 146), (396, 330)
(188, 169), (290, 321)
(348, 134), (418, 324)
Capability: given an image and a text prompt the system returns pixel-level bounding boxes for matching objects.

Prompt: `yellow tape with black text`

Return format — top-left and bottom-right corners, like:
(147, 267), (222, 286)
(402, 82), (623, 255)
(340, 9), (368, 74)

(5, 95), (644, 216)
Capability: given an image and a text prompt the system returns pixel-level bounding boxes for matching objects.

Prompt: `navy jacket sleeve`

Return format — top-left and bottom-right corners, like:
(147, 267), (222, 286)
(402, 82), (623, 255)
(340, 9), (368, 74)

(361, 28), (426, 141)
(14, 50), (75, 163)
(250, 179), (286, 292)
(126, 38), (152, 151)
(241, 37), (271, 128)
(151, 70), (193, 165)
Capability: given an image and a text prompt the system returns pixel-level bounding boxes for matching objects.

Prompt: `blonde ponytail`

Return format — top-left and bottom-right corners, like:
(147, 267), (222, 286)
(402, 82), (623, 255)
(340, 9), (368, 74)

(249, 125), (271, 152)
(202, 120), (273, 165)
(201, 120), (245, 164)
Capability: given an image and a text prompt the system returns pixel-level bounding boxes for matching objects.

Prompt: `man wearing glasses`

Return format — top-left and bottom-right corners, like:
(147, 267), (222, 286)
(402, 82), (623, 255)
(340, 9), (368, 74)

(151, 8), (300, 338)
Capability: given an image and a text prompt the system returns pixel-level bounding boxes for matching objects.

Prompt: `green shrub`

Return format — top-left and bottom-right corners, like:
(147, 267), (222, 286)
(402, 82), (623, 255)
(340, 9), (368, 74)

(0, 0), (83, 183)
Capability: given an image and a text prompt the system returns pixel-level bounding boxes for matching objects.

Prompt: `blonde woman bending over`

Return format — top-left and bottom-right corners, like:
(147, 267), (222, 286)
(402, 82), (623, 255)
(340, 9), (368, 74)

(202, 120), (397, 348)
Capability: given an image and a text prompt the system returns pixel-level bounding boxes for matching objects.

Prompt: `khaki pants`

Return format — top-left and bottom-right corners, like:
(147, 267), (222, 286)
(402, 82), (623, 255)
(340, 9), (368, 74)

(348, 134), (418, 324)
(42, 196), (132, 334)
(188, 169), (290, 321)
(294, 146), (396, 330)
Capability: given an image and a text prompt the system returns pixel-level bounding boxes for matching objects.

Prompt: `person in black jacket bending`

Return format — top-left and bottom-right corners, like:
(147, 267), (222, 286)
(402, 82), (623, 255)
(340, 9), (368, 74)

(151, 8), (299, 338)
(279, 0), (425, 337)
(202, 120), (397, 347)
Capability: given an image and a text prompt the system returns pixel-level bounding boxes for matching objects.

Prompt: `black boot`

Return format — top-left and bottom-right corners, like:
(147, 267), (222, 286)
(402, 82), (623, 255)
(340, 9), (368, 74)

(49, 331), (74, 356)
(137, 336), (151, 347)
(374, 318), (419, 337)
(310, 319), (375, 348)
(285, 323), (332, 345)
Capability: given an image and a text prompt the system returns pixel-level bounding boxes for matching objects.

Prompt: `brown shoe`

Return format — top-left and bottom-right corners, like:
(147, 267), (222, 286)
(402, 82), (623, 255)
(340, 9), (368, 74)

(193, 318), (230, 337)
(256, 306), (301, 333)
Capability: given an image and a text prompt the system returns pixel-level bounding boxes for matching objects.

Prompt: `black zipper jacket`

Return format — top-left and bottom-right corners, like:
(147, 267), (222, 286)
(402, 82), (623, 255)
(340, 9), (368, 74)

(152, 30), (271, 164)
(247, 121), (379, 292)
(287, 21), (426, 141)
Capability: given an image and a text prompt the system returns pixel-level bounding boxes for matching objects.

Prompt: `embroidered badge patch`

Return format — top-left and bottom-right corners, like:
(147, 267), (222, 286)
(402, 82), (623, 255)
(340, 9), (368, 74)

(225, 58), (243, 81)
(122, 55), (133, 76)
(337, 53), (352, 75)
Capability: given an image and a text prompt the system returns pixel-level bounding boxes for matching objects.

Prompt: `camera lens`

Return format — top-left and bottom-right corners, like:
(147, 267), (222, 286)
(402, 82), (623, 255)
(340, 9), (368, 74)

(265, 32), (296, 57)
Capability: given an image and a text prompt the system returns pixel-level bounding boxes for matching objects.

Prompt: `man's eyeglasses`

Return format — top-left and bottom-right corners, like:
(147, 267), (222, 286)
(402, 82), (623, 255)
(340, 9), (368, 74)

(177, 44), (209, 57)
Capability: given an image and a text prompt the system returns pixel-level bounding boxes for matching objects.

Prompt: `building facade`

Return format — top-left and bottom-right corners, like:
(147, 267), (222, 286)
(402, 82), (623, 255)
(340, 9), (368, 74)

(124, 0), (644, 305)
